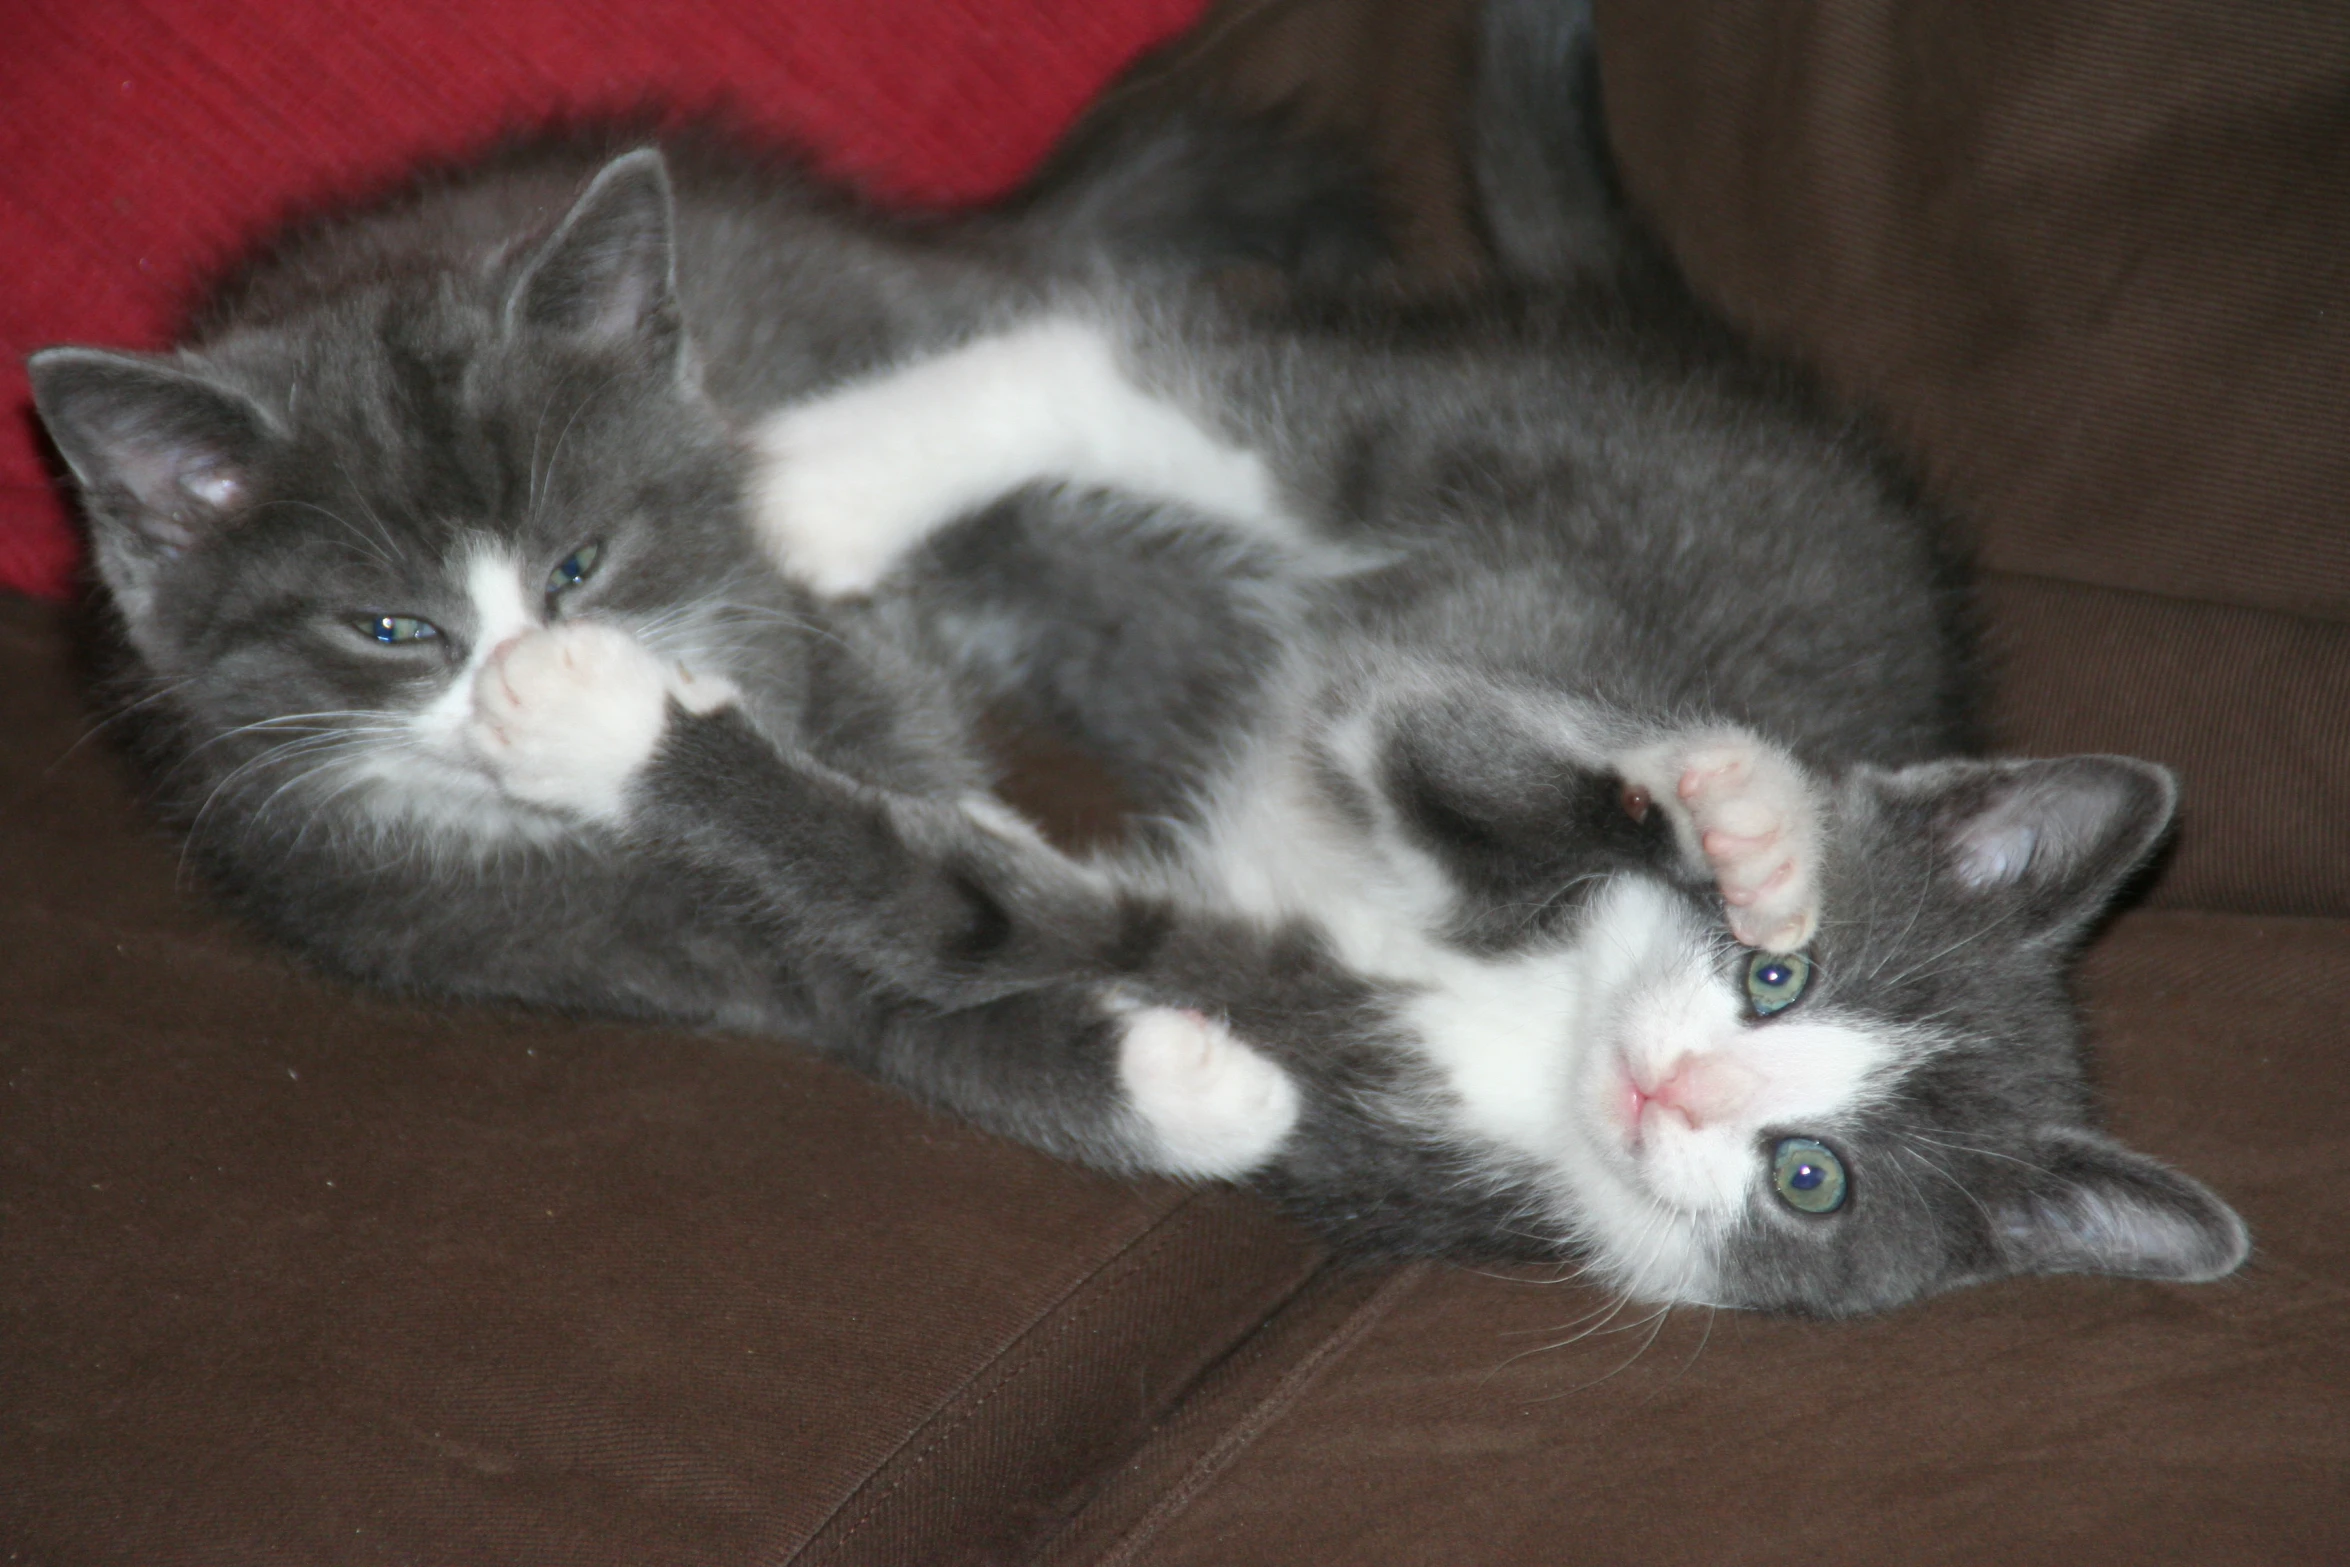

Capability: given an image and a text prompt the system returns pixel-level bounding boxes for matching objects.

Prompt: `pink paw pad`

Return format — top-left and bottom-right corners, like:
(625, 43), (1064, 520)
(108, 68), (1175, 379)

(1671, 743), (1820, 951)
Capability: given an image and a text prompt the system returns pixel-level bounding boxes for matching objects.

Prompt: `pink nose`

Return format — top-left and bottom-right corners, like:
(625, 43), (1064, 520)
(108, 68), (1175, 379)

(1631, 1055), (1757, 1131)
(1628, 1076), (1693, 1131)
(1645, 1059), (1704, 1128)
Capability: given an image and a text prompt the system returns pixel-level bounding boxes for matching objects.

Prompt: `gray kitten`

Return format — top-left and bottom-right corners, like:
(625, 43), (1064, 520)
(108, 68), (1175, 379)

(26, 0), (2246, 1316)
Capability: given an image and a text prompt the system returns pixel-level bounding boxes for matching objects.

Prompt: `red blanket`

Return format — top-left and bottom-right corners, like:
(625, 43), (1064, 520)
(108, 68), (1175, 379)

(0, 0), (1208, 598)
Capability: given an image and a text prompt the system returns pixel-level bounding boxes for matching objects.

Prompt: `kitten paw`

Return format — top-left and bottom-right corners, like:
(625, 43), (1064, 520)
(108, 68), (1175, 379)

(467, 623), (733, 822)
(1117, 1006), (1298, 1178)
(1624, 733), (1822, 951)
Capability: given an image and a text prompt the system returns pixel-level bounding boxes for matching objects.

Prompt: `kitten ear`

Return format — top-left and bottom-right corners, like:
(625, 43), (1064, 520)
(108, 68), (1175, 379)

(1891, 756), (2177, 940)
(1994, 1128), (2249, 1283)
(27, 346), (272, 553)
(509, 148), (682, 352)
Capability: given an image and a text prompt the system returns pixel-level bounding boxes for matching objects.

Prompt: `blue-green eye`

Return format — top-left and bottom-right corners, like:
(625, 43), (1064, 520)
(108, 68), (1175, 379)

(1744, 950), (1813, 1018)
(363, 614), (440, 645)
(546, 542), (602, 597)
(1771, 1137), (1847, 1214)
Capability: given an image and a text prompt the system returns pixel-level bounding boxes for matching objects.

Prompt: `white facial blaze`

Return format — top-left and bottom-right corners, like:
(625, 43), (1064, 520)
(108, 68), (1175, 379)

(370, 543), (736, 834)
(1604, 952), (1891, 1219)
(407, 543), (538, 750)
(1565, 882), (1903, 1300)
(354, 544), (543, 835)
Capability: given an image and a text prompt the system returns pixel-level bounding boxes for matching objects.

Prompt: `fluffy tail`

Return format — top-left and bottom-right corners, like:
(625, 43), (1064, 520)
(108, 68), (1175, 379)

(1470, 0), (1631, 284)
(1010, 0), (1631, 290)
(1005, 95), (1386, 284)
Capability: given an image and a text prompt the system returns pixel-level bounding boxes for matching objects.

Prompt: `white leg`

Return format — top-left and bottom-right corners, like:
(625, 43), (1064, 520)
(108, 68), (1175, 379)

(747, 315), (1303, 597)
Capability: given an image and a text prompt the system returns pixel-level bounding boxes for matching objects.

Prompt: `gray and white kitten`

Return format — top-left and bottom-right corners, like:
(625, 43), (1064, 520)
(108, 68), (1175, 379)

(25, 109), (1382, 1069)
(27, 0), (2247, 1316)
(715, 0), (2250, 1312)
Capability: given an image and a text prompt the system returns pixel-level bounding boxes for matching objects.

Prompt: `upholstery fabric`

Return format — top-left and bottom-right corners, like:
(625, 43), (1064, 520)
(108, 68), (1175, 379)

(1981, 573), (2350, 917)
(1598, 0), (2350, 627)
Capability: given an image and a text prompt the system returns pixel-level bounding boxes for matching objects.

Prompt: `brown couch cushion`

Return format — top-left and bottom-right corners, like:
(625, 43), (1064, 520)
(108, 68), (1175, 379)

(0, 597), (1324, 1564)
(1983, 574), (2350, 917)
(1599, 0), (2350, 626)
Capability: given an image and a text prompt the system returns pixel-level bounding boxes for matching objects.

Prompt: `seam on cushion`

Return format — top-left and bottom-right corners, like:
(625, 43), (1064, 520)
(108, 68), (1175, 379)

(792, 1190), (1239, 1566)
(1979, 567), (2350, 918)
(1978, 567), (2350, 632)
(0, 905), (307, 970)
(1081, 1260), (1433, 1567)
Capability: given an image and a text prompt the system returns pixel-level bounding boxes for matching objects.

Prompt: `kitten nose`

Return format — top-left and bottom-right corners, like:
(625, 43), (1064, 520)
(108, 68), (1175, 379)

(1638, 1055), (1758, 1130)
(1635, 1062), (1704, 1129)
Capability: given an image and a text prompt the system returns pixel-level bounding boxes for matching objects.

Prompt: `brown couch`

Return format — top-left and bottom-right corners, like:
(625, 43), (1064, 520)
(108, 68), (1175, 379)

(6, 2), (2345, 1561)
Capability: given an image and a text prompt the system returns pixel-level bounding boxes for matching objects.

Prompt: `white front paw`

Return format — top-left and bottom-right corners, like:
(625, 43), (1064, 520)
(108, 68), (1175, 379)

(1623, 731), (1823, 951)
(1117, 1006), (1299, 1178)
(466, 623), (730, 823)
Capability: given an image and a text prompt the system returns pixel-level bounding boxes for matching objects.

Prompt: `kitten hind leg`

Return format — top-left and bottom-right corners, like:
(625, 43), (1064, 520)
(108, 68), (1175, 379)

(746, 314), (1296, 597)
(1619, 730), (1823, 950)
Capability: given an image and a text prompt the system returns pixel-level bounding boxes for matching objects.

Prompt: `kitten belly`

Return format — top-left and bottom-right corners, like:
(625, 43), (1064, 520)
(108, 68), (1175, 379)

(1186, 742), (1611, 1160)
(1185, 738), (1459, 972)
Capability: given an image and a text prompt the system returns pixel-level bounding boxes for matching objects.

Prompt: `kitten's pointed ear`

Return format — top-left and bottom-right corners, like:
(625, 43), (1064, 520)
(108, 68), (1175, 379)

(510, 148), (681, 352)
(1893, 756), (2177, 940)
(27, 346), (272, 553)
(1994, 1128), (2249, 1284)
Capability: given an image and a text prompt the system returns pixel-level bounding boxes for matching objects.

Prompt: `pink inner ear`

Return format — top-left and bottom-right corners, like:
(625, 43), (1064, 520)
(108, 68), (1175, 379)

(1953, 820), (2038, 889)
(182, 468), (245, 510)
(107, 440), (250, 552)
(579, 243), (667, 343)
(114, 439), (232, 515)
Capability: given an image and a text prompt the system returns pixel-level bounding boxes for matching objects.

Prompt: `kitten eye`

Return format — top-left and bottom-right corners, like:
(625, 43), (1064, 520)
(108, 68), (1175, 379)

(1744, 950), (1813, 1018)
(546, 542), (602, 598)
(1771, 1137), (1847, 1214)
(361, 614), (441, 646)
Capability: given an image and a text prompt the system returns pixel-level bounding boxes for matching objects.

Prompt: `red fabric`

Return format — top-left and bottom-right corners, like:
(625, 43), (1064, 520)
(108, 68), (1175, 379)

(0, 0), (1210, 599)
